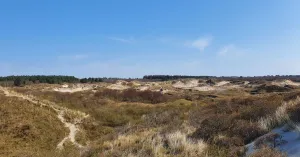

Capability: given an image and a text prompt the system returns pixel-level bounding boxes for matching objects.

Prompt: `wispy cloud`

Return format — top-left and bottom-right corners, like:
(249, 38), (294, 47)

(185, 36), (213, 51)
(58, 54), (89, 61)
(107, 36), (135, 43)
(217, 44), (245, 57)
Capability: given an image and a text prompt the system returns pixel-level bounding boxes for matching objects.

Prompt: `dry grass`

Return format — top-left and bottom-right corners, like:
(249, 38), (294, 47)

(258, 97), (300, 130)
(0, 92), (68, 157)
(250, 147), (287, 157)
(166, 131), (207, 156)
(102, 130), (207, 157)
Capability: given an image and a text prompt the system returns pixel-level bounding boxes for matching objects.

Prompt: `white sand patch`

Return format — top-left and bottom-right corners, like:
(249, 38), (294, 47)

(62, 84), (69, 88)
(131, 81), (141, 87)
(194, 86), (216, 91)
(172, 79), (199, 89)
(272, 80), (300, 87)
(215, 81), (230, 87)
(54, 87), (92, 93)
(107, 80), (130, 90)
(172, 79), (240, 91)
(138, 86), (150, 91)
(244, 81), (250, 85)
(246, 125), (300, 157)
(54, 84), (94, 93)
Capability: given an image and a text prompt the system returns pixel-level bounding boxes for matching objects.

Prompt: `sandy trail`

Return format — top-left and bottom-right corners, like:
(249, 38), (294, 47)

(0, 87), (88, 150)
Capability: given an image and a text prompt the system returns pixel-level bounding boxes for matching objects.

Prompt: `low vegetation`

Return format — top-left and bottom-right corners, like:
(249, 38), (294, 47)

(0, 92), (68, 157)
(2, 78), (300, 156)
(250, 147), (287, 157)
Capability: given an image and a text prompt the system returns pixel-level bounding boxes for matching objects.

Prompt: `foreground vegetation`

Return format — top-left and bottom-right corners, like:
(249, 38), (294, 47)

(2, 79), (300, 157)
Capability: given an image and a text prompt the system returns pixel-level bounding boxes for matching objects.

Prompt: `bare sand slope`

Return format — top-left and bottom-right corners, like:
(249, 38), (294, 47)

(172, 79), (239, 91)
(272, 80), (300, 87)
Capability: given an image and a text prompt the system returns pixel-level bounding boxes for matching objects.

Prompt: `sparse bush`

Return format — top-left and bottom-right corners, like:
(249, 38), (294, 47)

(95, 88), (170, 104)
(165, 131), (207, 156)
(190, 114), (234, 141)
(250, 146), (287, 157)
(213, 136), (244, 148)
(143, 110), (183, 128)
(256, 85), (290, 93)
(287, 104), (300, 123)
(228, 146), (246, 157)
(14, 77), (25, 87)
(12, 124), (35, 139)
(240, 105), (270, 121)
(254, 133), (281, 149)
(230, 120), (267, 144)
(205, 145), (229, 157)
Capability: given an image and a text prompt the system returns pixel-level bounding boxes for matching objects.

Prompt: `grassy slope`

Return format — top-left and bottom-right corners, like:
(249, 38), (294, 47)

(0, 92), (69, 157)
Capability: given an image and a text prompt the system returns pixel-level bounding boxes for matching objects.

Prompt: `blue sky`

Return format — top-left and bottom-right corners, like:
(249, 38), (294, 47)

(1, 0), (300, 78)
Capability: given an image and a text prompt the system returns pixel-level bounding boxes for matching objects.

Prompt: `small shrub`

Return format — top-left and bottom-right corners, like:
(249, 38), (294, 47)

(143, 109), (183, 130)
(190, 114), (234, 141)
(250, 147), (287, 157)
(205, 145), (229, 157)
(213, 136), (244, 148)
(287, 105), (300, 123)
(240, 105), (268, 121)
(230, 120), (267, 144)
(228, 146), (246, 157)
(254, 133), (282, 149)
(256, 85), (290, 93)
(12, 124), (35, 139)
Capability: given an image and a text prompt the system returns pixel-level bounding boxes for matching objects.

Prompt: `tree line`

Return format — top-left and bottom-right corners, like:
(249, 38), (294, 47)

(0, 75), (103, 87)
(79, 78), (103, 83)
(143, 75), (212, 81)
(143, 75), (300, 81)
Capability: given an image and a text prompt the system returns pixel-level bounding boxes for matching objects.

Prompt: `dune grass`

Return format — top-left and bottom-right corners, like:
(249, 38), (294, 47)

(0, 92), (68, 157)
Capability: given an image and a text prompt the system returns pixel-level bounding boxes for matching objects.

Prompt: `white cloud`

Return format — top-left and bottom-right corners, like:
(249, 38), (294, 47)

(217, 44), (245, 57)
(185, 36), (213, 51)
(108, 37), (135, 43)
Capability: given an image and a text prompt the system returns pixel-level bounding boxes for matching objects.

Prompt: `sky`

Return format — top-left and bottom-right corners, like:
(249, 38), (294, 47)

(1, 0), (300, 78)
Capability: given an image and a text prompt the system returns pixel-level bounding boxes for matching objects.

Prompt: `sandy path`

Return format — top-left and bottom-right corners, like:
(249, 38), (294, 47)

(0, 87), (88, 150)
